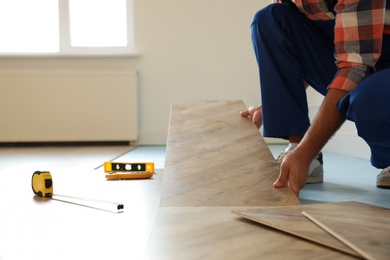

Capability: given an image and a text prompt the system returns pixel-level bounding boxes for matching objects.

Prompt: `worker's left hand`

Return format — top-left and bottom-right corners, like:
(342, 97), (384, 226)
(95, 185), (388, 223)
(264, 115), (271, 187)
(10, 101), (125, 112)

(240, 105), (263, 129)
(273, 148), (311, 196)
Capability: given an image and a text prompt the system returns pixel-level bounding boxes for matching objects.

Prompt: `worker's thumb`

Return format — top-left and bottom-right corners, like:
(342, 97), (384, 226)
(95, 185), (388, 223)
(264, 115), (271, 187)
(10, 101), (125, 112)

(273, 176), (288, 188)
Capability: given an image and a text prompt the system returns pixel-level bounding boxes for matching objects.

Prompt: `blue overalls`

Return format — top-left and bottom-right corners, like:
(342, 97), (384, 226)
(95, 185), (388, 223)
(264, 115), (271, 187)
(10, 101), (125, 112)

(251, 3), (390, 168)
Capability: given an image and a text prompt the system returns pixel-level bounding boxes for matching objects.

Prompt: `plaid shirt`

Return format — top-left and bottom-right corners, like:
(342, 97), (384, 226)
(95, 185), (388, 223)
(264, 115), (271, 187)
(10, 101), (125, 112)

(273, 0), (390, 92)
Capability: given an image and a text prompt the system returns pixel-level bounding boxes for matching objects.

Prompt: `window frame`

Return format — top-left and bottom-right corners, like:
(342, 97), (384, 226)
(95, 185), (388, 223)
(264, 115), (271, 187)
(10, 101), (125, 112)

(0, 0), (136, 57)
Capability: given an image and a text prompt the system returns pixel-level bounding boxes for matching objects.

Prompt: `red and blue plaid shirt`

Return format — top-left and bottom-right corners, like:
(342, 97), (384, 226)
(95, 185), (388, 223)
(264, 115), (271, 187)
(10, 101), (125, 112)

(273, 0), (390, 92)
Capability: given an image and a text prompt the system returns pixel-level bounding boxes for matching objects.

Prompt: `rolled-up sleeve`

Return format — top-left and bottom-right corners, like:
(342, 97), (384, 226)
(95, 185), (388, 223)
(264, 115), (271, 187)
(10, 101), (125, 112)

(329, 0), (385, 92)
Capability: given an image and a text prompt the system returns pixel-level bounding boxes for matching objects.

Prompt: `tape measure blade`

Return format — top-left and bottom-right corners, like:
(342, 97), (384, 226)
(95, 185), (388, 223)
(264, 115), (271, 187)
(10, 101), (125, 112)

(52, 195), (124, 213)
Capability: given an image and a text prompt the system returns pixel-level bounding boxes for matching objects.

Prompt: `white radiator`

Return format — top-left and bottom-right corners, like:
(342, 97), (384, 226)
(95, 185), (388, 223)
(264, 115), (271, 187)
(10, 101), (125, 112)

(0, 70), (138, 142)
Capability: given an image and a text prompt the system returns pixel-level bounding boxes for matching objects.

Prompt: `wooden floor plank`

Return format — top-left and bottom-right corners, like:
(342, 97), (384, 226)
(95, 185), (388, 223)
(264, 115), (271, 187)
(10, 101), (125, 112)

(144, 207), (356, 260)
(146, 100), (359, 259)
(160, 100), (300, 207)
(233, 201), (390, 259)
(302, 202), (390, 260)
(232, 201), (365, 258)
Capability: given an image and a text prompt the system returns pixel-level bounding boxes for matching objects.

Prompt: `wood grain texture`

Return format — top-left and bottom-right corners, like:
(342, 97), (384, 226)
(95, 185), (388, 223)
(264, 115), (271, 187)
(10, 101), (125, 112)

(144, 207), (356, 260)
(233, 201), (390, 259)
(302, 202), (390, 260)
(160, 100), (300, 207)
(232, 202), (364, 258)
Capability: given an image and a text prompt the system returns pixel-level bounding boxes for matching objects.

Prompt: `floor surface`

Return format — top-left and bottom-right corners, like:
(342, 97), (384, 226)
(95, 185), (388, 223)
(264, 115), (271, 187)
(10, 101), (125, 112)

(0, 144), (387, 259)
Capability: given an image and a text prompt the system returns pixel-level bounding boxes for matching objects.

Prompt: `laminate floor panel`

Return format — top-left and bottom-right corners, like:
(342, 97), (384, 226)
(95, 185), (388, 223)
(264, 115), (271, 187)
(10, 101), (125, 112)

(302, 202), (390, 260)
(231, 201), (370, 258)
(160, 100), (300, 207)
(233, 201), (390, 260)
(144, 207), (356, 260)
(145, 100), (358, 259)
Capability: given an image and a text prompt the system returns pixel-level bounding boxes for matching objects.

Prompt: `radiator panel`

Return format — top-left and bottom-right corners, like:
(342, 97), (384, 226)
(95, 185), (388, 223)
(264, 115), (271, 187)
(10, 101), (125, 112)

(0, 70), (138, 142)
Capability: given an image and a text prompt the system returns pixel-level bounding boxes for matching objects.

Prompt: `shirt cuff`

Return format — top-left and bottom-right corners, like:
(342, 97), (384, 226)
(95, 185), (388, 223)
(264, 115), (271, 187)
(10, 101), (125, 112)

(328, 65), (372, 92)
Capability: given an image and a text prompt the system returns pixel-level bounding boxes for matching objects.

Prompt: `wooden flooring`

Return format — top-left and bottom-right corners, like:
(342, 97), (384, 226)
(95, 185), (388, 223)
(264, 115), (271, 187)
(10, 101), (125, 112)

(160, 100), (300, 207)
(233, 201), (390, 259)
(145, 100), (361, 259)
(145, 207), (356, 260)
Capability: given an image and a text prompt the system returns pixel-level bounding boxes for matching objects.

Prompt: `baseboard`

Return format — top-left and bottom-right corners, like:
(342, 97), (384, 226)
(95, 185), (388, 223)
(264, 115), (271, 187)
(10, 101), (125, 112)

(136, 128), (371, 160)
(136, 130), (168, 145)
(264, 132), (370, 161)
(307, 102), (370, 160)
(137, 129), (290, 146)
(324, 134), (370, 160)
(264, 137), (288, 144)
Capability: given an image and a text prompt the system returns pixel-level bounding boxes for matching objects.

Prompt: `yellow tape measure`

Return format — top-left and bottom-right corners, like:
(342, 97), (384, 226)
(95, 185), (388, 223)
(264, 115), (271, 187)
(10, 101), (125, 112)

(31, 171), (124, 213)
(31, 171), (53, 197)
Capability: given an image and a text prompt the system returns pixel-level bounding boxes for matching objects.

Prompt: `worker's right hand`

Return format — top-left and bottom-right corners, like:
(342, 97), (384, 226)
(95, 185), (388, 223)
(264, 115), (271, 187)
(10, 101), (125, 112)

(240, 105), (263, 129)
(273, 147), (311, 196)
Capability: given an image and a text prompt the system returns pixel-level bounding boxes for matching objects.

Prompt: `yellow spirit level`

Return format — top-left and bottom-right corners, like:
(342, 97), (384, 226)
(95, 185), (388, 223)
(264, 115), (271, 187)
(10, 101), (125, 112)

(103, 162), (154, 173)
(103, 162), (155, 180)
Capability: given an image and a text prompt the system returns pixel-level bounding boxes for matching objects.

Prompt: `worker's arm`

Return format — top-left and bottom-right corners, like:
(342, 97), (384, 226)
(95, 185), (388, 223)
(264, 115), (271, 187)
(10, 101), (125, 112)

(273, 88), (348, 195)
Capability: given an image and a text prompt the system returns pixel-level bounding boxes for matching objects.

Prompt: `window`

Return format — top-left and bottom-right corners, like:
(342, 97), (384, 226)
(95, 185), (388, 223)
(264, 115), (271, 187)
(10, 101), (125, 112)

(0, 0), (134, 56)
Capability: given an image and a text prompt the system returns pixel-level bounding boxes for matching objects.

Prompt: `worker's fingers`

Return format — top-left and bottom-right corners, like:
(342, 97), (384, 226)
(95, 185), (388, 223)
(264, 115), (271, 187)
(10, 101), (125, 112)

(273, 162), (301, 196)
(273, 175), (288, 188)
(274, 160), (289, 187)
(273, 175), (300, 196)
(240, 105), (263, 128)
(252, 110), (262, 129)
(240, 106), (256, 117)
(240, 110), (251, 118)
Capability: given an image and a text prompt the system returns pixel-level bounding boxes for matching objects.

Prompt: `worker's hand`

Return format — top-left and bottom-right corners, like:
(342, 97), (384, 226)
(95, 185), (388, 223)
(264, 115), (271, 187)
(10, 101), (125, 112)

(273, 148), (310, 196)
(240, 105), (263, 129)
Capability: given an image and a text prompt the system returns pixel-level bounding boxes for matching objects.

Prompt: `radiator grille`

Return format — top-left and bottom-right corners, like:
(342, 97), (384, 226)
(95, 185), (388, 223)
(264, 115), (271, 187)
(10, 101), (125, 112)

(0, 70), (138, 142)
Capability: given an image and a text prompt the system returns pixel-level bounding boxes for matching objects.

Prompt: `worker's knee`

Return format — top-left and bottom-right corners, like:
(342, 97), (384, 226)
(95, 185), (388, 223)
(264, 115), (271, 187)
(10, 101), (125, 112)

(338, 69), (390, 136)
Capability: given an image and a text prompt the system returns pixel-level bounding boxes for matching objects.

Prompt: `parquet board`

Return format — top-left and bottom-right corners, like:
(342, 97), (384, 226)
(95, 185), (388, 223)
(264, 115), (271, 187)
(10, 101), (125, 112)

(160, 100), (300, 207)
(302, 202), (390, 260)
(145, 100), (361, 259)
(144, 207), (356, 260)
(233, 201), (390, 259)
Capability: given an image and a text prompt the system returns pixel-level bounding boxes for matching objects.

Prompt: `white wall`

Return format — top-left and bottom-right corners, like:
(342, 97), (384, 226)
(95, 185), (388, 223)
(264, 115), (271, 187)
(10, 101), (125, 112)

(0, 0), (369, 159)
(133, 0), (264, 144)
(0, 0), (264, 145)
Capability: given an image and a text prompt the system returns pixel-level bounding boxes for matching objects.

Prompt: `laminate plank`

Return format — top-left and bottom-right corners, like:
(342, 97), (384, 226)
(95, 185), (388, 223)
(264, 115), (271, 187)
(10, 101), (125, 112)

(302, 202), (390, 260)
(160, 100), (300, 207)
(144, 207), (356, 260)
(233, 201), (390, 259)
(232, 201), (363, 258)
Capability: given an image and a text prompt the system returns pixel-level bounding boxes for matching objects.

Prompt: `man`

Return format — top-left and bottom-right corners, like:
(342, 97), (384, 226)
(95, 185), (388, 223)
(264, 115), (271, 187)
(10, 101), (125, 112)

(241, 0), (390, 195)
